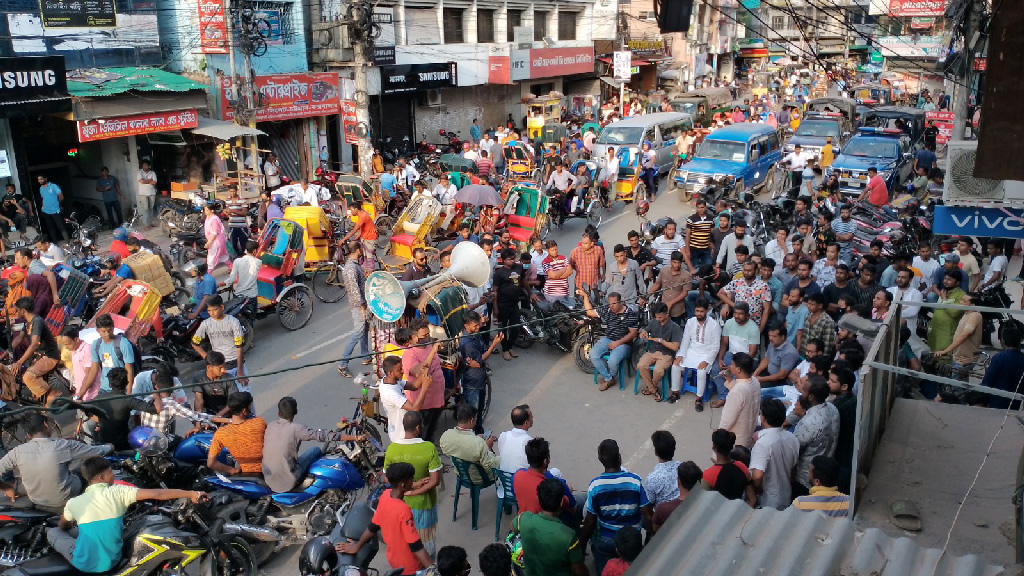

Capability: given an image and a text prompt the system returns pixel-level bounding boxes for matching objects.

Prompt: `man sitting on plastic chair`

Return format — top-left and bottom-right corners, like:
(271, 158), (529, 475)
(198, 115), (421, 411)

(579, 289), (638, 391)
(637, 303), (683, 402)
(669, 298), (722, 410)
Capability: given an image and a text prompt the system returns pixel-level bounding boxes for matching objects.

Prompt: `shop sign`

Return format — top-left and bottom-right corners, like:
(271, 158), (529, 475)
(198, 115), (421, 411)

(199, 0), (229, 54)
(910, 17), (935, 29)
(888, 0), (945, 17)
(740, 0), (761, 8)
(973, 57), (986, 71)
(221, 72), (341, 122)
(876, 35), (943, 58)
(41, 0), (116, 28)
(870, 51), (884, 63)
(627, 39), (665, 56)
(934, 206), (1024, 239)
(510, 46), (594, 81)
(0, 56), (68, 105)
(373, 46), (396, 65)
(341, 100), (359, 144)
(488, 56), (512, 85)
(925, 110), (954, 145)
(380, 63), (457, 94)
(612, 51), (631, 82)
(77, 109), (199, 143)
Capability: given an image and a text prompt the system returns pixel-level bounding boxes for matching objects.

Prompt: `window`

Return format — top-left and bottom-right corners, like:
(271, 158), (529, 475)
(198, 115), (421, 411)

(534, 10), (548, 40)
(557, 11), (577, 40)
(640, 10), (657, 21)
(443, 8), (464, 43)
(477, 9), (494, 43)
(406, 8), (439, 45)
(768, 131), (781, 151)
(758, 136), (770, 156)
(507, 9), (522, 42)
(530, 82), (554, 96)
(771, 15), (786, 30)
(658, 120), (688, 143)
(748, 143), (759, 162)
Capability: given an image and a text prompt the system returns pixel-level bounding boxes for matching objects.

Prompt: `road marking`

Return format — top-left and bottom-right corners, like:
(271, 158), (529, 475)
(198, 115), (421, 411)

(292, 328), (355, 358)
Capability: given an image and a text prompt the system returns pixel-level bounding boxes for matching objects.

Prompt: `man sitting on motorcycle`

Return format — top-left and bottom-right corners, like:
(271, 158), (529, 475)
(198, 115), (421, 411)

(545, 162), (577, 220)
(0, 412), (112, 514)
(568, 163), (592, 215)
(207, 391), (266, 476)
(10, 296), (63, 406)
(108, 227), (131, 260)
(47, 456), (205, 574)
(93, 253), (133, 299)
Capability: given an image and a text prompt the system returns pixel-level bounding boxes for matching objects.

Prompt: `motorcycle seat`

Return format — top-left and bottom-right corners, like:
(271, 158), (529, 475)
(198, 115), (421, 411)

(16, 555), (121, 576)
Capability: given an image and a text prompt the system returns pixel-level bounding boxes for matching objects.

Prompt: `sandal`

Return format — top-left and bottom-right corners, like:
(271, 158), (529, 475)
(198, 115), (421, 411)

(888, 500), (923, 531)
(695, 399), (704, 412)
(667, 392), (680, 404)
(710, 399), (726, 409)
(641, 388), (655, 396)
(653, 390), (663, 402)
(502, 351), (513, 361)
(508, 351), (519, 358)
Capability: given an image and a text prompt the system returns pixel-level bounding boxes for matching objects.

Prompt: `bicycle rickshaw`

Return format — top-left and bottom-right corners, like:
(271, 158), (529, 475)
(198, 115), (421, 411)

(503, 183), (551, 245)
(283, 205), (334, 274)
(438, 153), (479, 189)
(609, 146), (643, 206)
(253, 218), (314, 330)
(502, 140), (540, 183)
(337, 174), (394, 241)
(383, 195), (443, 273)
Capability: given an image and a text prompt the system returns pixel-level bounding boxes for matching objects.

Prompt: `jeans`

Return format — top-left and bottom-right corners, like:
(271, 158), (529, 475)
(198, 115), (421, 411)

(690, 248), (712, 270)
(591, 533), (618, 576)
(882, 205), (898, 219)
(925, 292), (939, 303)
(590, 336), (631, 382)
(137, 194), (156, 226)
(104, 199), (123, 227)
(296, 446), (324, 478)
(48, 527), (77, 564)
(462, 386), (487, 434)
(339, 308), (369, 369)
(641, 168), (657, 197)
(713, 351), (735, 401)
(229, 227), (248, 258)
(40, 212), (65, 241)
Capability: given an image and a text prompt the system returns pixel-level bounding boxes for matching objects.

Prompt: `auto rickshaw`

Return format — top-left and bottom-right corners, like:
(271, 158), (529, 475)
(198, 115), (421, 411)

(851, 83), (893, 106)
(503, 140), (540, 183)
(503, 183), (550, 244)
(526, 95), (564, 139)
(611, 146), (643, 205)
(383, 195), (443, 273)
(751, 71), (775, 98)
(438, 153), (479, 188)
(336, 174), (395, 241)
(540, 122), (567, 148)
(253, 218), (314, 330)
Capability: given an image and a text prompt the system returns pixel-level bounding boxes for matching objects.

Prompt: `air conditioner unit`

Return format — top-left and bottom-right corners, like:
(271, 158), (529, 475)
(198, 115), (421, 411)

(943, 140), (1024, 204)
(311, 22), (352, 49)
(424, 89), (442, 107)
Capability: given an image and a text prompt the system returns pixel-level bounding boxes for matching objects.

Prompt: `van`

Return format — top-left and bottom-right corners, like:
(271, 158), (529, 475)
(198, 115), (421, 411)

(592, 112), (694, 176)
(672, 123), (783, 199)
(669, 87), (732, 127)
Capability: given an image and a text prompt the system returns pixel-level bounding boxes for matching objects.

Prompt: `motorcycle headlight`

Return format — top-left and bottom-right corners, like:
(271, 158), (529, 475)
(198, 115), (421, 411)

(81, 237), (92, 248)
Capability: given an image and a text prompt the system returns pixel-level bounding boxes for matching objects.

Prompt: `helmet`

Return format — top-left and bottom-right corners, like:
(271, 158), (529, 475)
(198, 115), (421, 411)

(102, 252), (121, 269)
(112, 227), (128, 242)
(642, 140), (652, 149)
(299, 536), (338, 576)
(636, 198), (650, 217)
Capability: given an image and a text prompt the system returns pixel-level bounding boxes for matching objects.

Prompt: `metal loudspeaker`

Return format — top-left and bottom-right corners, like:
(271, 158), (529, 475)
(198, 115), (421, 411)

(446, 241), (491, 288)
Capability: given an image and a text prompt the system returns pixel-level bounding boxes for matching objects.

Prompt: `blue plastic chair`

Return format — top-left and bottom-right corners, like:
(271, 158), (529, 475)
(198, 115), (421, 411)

(634, 363), (670, 402)
(493, 468), (518, 541)
(450, 456), (496, 531)
(593, 354), (629, 390)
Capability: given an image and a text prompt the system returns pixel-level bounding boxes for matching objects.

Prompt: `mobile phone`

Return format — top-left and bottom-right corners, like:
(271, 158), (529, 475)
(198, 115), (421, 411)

(483, 428), (492, 439)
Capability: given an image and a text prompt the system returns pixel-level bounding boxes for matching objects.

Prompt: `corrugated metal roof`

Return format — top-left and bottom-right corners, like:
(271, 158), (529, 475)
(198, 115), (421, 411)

(630, 489), (1011, 576)
(67, 68), (206, 98)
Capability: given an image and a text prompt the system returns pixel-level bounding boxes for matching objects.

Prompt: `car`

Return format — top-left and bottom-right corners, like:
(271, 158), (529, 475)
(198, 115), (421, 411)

(826, 127), (916, 196)
(784, 112), (852, 161)
(673, 122), (783, 199)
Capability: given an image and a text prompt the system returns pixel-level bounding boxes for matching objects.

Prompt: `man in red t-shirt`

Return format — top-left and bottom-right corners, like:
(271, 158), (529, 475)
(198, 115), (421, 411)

(856, 167), (897, 218)
(340, 205), (379, 272)
(512, 438), (575, 514)
(337, 463), (434, 575)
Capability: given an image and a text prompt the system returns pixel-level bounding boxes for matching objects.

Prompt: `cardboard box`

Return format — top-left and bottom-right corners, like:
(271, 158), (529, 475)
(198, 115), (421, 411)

(171, 181), (199, 192)
(123, 252), (175, 297)
(170, 190), (191, 200)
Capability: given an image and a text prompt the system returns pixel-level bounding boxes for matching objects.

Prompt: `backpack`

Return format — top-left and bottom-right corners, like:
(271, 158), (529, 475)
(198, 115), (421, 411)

(92, 334), (141, 375)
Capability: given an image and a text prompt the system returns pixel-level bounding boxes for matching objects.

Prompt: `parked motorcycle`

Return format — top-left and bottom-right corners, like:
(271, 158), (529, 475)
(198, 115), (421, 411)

(0, 507), (54, 567)
(516, 295), (587, 352)
(63, 212), (102, 256)
(978, 283), (1014, 346)
(438, 129), (461, 154)
(298, 500), (382, 576)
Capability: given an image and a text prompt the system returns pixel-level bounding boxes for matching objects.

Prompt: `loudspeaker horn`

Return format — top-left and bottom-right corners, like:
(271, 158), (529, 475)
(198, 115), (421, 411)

(446, 241), (492, 288)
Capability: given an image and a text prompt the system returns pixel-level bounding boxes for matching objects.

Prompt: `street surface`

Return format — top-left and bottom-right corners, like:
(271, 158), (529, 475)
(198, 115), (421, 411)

(246, 180), (730, 575)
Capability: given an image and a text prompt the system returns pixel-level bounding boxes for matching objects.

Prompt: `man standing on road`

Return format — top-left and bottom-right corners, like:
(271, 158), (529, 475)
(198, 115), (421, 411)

(377, 356), (433, 442)
(715, 219), (755, 274)
(95, 167), (124, 228)
(493, 249), (526, 361)
(718, 352), (761, 449)
(650, 252), (691, 325)
(651, 462), (702, 533)
(339, 205), (379, 273)
(222, 240), (261, 299)
(831, 207), (855, 265)
(385, 411), (442, 558)
(402, 319), (446, 439)
(542, 240), (572, 304)
(782, 144), (809, 188)
(636, 303), (682, 401)
(83, 313), (136, 396)
(887, 269), (924, 327)
(458, 311), (503, 434)
(136, 161), (157, 228)
(337, 242), (369, 378)
(569, 231), (605, 292)
(580, 290), (638, 391)
(643, 431), (681, 507)
(685, 199), (715, 271)
(750, 398), (799, 510)
(718, 261), (771, 331)
(512, 478), (587, 576)
(36, 174), (64, 241)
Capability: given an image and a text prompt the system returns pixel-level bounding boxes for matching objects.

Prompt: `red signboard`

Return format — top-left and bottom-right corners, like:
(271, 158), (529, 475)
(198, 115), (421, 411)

(341, 100), (358, 144)
(888, 0), (945, 17)
(973, 57), (986, 71)
(77, 109), (199, 143)
(220, 73), (341, 123)
(528, 47), (594, 78)
(198, 0), (228, 54)
(926, 110), (955, 145)
(488, 56), (511, 85)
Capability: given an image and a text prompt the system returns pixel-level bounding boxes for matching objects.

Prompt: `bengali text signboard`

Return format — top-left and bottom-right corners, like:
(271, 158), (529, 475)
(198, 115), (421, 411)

(341, 100), (358, 144)
(221, 73), (341, 122)
(78, 109), (199, 143)
(41, 0), (116, 28)
(199, 0), (229, 54)
(888, 0), (945, 16)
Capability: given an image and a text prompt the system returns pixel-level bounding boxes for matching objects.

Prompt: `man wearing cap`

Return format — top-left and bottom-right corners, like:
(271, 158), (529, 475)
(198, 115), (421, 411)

(715, 218), (755, 274)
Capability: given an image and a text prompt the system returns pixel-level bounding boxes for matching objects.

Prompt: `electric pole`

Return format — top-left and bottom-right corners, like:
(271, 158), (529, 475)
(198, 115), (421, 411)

(952, 0), (983, 141)
(349, 1), (375, 178)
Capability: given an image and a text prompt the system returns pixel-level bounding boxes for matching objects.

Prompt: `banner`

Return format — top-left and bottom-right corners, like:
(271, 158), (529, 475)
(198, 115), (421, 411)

(341, 100), (358, 144)
(221, 72), (341, 122)
(488, 56), (511, 85)
(910, 17), (935, 29)
(77, 109), (199, 143)
(926, 110), (954, 145)
(510, 47), (594, 81)
(888, 0), (945, 16)
(934, 206), (1024, 239)
(41, 0), (116, 28)
(198, 0), (228, 54)
(876, 35), (943, 58)
(380, 63), (457, 94)
(613, 51), (631, 82)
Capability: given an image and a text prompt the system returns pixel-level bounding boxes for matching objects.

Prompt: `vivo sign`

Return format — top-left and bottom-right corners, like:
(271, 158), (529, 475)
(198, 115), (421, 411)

(933, 206), (1024, 239)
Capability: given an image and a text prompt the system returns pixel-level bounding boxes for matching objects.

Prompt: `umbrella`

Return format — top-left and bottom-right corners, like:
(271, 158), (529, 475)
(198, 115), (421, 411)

(455, 184), (503, 206)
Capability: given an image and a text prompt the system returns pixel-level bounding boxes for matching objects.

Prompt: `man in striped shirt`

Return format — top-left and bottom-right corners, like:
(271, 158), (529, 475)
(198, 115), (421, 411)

(581, 439), (652, 576)
(226, 186), (249, 258)
(541, 240), (571, 303)
(685, 200), (715, 271)
(831, 205), (857, 265)
(650, 220), (687, 275)
(792, 455), (850, 517)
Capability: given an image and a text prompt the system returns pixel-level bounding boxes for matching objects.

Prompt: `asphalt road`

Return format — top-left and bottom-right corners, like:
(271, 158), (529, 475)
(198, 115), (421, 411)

(241, 178), (731, 576)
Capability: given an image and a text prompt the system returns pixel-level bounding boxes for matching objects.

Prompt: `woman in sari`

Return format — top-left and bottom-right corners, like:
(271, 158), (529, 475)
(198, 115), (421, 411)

(203, 202), (230, 271)
(25, 274), (54, 317)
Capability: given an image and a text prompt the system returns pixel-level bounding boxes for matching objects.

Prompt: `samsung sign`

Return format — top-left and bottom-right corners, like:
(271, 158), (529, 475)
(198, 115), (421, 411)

(933, 206), (1024, 239)
(0, 56), (68, 102)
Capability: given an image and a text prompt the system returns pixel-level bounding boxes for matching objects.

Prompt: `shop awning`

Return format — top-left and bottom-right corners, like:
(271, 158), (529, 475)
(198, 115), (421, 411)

(599, 76), (623, 87)
(191, 117), (266, 140)
(67, 67), (207, 98)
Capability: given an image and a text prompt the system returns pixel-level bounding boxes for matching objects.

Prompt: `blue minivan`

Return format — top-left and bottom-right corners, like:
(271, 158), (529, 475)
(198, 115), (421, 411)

(672, 123), (783, 200)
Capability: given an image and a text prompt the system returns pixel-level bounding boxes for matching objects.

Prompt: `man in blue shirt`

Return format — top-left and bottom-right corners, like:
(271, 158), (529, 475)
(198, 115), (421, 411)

(36, 174), (65, 241)
(189, 261), (218, 320)
(913, 143), (937, 174)
(470, 119), (482, 142)
(83, 314), (136, 394)
(458, 311), (503, 434)
(581, 439), (652, 576)
(979, 326), (1024, 410)
(379, 166), (397, 199)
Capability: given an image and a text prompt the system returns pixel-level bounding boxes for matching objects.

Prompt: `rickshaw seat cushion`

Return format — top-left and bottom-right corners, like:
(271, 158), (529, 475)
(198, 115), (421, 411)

(508, 226), (532, 242)
(261, 253), (285, 268)
(402, 221), (422, 234)
(506, 215), (533, 228)
(258, 268), (285, 301)
(392, 233), (416, 247)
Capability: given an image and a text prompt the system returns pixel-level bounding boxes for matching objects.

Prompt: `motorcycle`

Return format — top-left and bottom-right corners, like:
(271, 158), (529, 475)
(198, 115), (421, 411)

(977, 284), (1014, 346)
(159, 186), (223, 238)
(571, 283), (606, 374)
(63, 212), (101, 256)
(515, 295), (587, 352)
(200, 434), (385, 562)
(0, 507), (55, 566)
(298, 499), (382, 576)
(151, 305), (254, 365)
(8, 495), (257, 576)
(438, 129), (461, 154)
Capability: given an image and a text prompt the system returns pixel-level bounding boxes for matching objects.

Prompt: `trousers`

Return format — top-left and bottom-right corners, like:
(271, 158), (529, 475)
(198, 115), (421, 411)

(339, 308), (369, 369)
(137, 194), (156, 226)
(590, 336), (631, 382)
